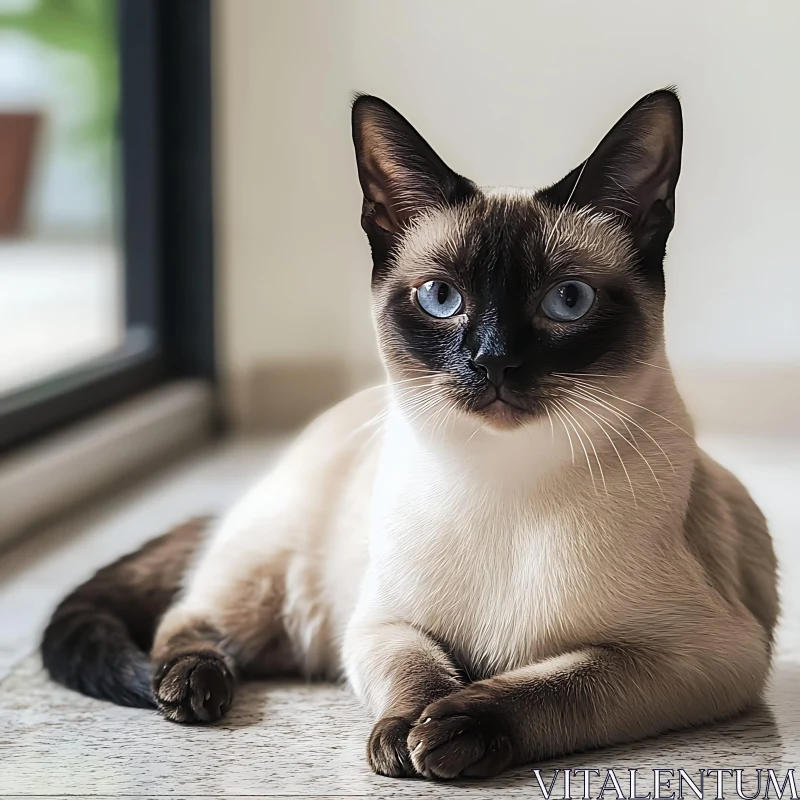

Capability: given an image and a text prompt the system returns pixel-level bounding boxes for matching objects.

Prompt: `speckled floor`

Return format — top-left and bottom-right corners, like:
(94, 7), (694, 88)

(1, 435), (799, 798)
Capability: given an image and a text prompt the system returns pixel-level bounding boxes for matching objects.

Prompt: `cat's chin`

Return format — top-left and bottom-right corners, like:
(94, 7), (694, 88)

(473, 398), (529, 431)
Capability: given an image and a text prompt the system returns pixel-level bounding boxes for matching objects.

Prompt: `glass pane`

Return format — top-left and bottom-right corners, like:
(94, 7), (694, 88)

(0, 0), (122, 396)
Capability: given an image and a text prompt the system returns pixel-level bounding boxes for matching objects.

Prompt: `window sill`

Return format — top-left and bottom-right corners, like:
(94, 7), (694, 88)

(0, 380), (214, 548)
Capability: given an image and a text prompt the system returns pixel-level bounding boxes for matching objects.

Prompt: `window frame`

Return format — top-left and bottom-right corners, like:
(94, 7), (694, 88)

(0, 0), (215, 454)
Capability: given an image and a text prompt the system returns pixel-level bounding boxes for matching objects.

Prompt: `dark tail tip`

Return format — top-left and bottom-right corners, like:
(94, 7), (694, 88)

(40, 518), (209, 709)
(42, 603), (155, 709)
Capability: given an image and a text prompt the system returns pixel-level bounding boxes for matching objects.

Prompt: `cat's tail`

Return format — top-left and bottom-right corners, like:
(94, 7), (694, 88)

(41, 517), (210, 709)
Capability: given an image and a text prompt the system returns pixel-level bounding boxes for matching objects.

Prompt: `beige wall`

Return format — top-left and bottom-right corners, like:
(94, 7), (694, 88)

(215, 0), (800, 431)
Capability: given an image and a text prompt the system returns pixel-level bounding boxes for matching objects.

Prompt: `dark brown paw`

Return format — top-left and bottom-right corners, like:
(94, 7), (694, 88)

(153, 651), (235, 723)
(408, 690), (514, 779)
(367, 716), (417, 778)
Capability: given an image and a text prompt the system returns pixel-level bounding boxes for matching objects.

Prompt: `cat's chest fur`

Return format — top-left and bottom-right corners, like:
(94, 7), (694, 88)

(366, 421), (620, 676)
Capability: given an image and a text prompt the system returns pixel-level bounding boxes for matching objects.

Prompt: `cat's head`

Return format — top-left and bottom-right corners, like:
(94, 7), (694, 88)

(352, 90), (682, 431)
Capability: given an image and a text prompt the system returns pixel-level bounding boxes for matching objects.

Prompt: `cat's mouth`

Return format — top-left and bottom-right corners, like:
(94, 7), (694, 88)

(473, 392), (530, 428)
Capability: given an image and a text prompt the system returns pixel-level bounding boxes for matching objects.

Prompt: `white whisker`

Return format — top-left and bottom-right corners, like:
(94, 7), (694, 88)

(544, 159), (589, 253)
(633, 359), (671, 372)
(561, 384), (675, 473)
(555, 400), (607, 497)
(556, 374), (691, 437)
(553, 400), (597, 496)
(464, 426), (481, 445)
(564, 397), (665, 504)
(552, 406), (575, 466)
(544, 404), (555, 445)
(562, 398), (637, 507)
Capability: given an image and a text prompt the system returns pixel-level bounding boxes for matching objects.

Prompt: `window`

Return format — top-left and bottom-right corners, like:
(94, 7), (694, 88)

(0, 0), (214, 453)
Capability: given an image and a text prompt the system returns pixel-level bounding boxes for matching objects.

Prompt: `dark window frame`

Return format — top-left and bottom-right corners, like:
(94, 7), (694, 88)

(0, 0), (214, 454)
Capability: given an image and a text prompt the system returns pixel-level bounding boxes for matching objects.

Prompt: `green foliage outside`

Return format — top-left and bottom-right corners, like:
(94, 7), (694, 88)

(0, 0), (118, 156)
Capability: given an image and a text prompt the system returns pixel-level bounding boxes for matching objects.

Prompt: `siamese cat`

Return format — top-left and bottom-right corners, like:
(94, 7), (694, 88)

(42, 90), (778, 780)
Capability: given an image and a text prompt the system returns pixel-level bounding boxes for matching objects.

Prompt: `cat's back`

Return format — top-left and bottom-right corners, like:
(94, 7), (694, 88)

(682, 448), (778, 642)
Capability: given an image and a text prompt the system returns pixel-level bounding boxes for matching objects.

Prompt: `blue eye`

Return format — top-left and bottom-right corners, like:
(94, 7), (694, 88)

(416, 281), (463, 318)
(540, 280), (595, 321)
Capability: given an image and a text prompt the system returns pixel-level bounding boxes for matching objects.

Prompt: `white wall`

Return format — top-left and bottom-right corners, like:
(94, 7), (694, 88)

(216, 0), (800, 426)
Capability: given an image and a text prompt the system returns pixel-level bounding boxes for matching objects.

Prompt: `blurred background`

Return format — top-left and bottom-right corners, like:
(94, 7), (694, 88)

(0, 0), (798, 542)
(0, 0), (120, 395)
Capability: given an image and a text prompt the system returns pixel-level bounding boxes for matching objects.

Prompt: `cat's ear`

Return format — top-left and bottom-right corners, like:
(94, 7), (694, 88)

(352, 95), (476, 235)
(541, 89), (683, 251)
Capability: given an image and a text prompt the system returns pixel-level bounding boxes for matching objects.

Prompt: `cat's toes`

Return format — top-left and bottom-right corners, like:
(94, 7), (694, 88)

(154, 651), (235, 723)
(367, 716), (417, 778)
(408, 691), (514, 779)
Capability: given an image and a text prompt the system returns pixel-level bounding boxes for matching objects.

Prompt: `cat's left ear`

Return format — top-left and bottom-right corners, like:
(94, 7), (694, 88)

(541, 89), (683, 255)
(352, 95), (476, 236)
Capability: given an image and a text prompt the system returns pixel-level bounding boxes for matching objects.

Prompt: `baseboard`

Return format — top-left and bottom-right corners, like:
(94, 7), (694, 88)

(224, 359), (376, 431)
(224, 360), (798, 439)
(0, 380), (214, 547)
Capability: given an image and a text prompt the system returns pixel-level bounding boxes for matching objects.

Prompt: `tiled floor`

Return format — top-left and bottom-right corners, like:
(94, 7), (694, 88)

(0, 434), (798, 798)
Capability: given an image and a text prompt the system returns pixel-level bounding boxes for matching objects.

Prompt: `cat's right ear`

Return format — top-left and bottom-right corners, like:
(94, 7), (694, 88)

(352, 95), (475, 236)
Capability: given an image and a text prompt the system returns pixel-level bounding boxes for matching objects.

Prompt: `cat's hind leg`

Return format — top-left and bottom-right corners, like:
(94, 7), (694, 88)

(151, 619), (237, 723)
(152, 534), (296, 724)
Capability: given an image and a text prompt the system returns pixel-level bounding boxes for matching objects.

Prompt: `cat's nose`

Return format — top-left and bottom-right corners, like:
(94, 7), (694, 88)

(471, 352), (523, 387)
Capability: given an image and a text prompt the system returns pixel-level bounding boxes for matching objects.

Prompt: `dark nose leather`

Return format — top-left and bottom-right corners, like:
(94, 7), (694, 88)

(471, 352), (523, 387)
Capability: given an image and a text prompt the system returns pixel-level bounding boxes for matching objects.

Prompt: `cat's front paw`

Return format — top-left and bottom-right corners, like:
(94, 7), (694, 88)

(153, 651), (235, 723)
(408, 689), (514, 779)
(367, 715), (417, 778)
